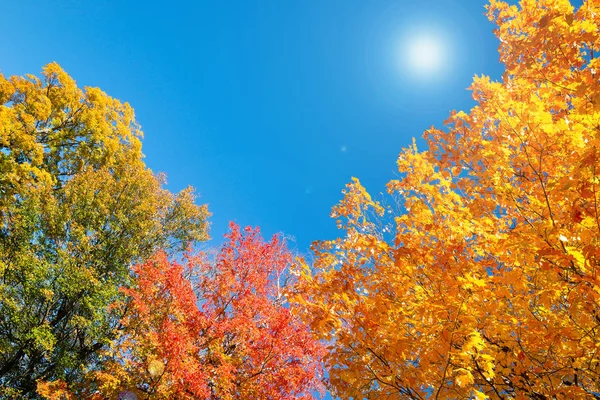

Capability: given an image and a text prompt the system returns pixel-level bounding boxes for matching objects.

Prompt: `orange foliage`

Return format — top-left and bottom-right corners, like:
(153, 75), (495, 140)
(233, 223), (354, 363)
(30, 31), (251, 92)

(297, 0), (600, 398)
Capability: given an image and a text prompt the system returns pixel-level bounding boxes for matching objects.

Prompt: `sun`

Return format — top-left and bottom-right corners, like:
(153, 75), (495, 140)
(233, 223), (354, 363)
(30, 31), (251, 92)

(400, 33), (448, 79)
(408, 36), (443, 71)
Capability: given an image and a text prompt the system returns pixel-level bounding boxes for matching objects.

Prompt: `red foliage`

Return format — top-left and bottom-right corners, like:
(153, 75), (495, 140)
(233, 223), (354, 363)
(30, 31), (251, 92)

(93, 222), (324, 399)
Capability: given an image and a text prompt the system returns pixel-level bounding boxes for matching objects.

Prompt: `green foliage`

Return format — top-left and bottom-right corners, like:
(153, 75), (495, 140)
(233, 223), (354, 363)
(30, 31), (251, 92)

(0, 63), (209, 396)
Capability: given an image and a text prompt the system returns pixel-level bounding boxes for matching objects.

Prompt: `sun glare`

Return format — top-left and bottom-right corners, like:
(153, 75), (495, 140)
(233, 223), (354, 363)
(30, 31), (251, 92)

(400, 32), (448, 80)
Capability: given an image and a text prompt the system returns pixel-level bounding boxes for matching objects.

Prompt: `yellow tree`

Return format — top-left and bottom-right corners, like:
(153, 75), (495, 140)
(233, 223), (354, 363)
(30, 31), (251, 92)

(296, 0), (600, 398)
(0, 64), (209, 397)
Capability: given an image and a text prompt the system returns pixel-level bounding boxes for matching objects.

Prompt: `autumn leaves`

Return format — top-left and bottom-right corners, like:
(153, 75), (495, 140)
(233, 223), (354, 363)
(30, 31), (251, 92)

(299, 0), (600, 398)
(0, 63), (210, 398)
(85, 226), (325, 399)
(2, 0), (600, 398)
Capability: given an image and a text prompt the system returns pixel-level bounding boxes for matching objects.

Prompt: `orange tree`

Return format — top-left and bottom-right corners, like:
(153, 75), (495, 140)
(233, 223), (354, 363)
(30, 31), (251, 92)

(41, 223), (324, 399)
(296, 0), (600, 398)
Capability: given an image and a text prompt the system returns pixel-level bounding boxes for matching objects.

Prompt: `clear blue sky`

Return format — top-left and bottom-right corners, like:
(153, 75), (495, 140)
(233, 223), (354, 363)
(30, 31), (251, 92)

(3, 0), (507, 253)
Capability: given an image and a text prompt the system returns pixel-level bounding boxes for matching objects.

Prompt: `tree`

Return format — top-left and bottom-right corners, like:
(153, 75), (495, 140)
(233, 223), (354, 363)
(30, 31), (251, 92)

(0, 63), (209, 397)
(57, 223), (324, 399)
(296, 0), (600, 398)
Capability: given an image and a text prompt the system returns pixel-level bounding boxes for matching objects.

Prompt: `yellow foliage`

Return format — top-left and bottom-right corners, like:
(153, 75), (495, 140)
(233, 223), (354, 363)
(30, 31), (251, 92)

(1, 63), (210, 396)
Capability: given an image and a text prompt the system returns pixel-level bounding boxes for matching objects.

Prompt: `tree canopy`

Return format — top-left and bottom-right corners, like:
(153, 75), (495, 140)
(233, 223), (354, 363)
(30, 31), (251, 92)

(297, 0), (600, 398)
(38, 223), (324, 399)
(0, 63), (209, 397)
(3, 0), (600, 399)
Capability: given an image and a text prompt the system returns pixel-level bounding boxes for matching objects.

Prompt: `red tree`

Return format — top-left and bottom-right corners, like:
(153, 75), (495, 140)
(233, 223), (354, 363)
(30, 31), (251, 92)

(58, 223), (324, 399)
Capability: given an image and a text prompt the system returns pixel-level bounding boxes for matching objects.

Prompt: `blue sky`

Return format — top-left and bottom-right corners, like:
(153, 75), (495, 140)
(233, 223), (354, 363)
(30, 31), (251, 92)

(3, 0), (507, 253)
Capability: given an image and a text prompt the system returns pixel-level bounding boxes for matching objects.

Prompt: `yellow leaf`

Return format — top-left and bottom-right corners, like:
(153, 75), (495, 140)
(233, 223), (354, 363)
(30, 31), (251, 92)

(566, 246), (585, 270)
(455, 369), (474, 387)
